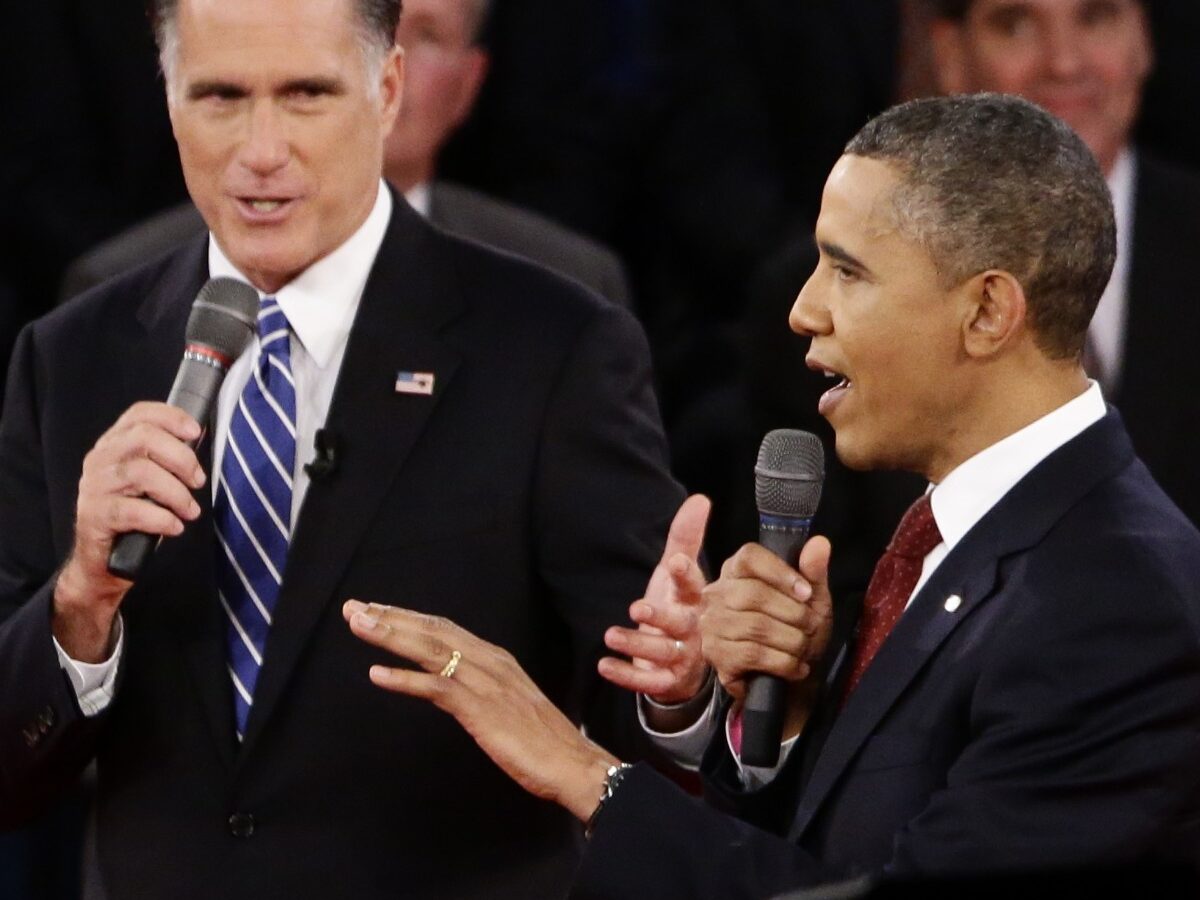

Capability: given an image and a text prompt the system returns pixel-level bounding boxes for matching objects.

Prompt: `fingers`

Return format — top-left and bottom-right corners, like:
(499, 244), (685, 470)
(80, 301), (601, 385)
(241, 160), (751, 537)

(707, 637), (812, 685)
(664, 551), (707, 607)
(343, 600), (470, 674)
(629, 594), (700, 639)
(604, 624), (690, 667)
(697, 537), (838, 695)
(596, 657), (679, 696)
(719, 542), (814, 601)
(798, 536), (832, 603)
(368, 662), (446, 702)
(96, 405), (206, 490)
(660, 494), (711, 566)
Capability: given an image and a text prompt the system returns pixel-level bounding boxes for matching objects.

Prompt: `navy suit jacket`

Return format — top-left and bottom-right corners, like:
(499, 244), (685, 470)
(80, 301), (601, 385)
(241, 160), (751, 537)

(572, 410), (1200, 899)
(0, 199), (684, 899)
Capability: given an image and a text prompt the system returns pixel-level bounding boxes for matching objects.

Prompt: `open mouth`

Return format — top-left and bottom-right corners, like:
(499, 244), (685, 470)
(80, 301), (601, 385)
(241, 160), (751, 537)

(236, 197), (296, 219)
(809, 360), (852, 416)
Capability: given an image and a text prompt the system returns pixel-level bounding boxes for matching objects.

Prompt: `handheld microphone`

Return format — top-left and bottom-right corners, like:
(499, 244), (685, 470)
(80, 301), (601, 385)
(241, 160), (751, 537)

(107, 277), (259, 581)
(740, 429), (825, 767)
(304, 428), (339, 482)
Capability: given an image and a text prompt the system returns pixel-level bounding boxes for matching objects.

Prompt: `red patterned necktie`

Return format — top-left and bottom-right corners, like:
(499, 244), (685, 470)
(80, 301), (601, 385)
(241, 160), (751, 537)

(840, 493), (942, 705)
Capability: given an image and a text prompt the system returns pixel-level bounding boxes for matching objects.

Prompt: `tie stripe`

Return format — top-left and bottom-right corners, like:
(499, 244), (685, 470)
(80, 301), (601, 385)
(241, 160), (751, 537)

(215, 296), (296, 740)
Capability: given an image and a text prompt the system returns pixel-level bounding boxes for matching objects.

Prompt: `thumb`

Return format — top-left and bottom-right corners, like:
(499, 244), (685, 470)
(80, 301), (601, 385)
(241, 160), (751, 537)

(798, 535), (832, 613)
(661, 494), (711, 564)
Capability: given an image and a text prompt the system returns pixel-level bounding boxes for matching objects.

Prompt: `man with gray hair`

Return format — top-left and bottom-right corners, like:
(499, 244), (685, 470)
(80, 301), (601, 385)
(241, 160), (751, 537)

(0, 0), (685, 897)
(60, 0), (631, 308)
(340, 93), (1200, 895)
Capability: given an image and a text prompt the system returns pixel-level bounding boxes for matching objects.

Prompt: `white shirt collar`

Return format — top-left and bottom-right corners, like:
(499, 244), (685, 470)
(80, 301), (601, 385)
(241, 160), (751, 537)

(207, 180), (393, 369)
(930, 382), (1107, 551)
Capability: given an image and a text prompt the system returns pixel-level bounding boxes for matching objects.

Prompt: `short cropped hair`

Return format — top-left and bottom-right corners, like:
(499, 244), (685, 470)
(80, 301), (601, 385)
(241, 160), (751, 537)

(148, 0), (402, 86)
(845, 93), (1116, 359)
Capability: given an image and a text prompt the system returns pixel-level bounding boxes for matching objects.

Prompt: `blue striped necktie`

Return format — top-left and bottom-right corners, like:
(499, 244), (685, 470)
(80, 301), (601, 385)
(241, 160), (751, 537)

(214, 296), (296, 740)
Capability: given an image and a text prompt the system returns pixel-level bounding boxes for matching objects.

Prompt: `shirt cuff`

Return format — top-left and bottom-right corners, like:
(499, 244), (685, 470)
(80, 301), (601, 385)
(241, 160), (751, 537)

(54, 615), (124, 717)
(638, 684), (722, 771)
(726, 705), (799, 790)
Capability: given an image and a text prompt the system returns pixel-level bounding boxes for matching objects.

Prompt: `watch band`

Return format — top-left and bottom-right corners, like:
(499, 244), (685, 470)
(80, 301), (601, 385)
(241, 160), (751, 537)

(584, 762), (634, 839)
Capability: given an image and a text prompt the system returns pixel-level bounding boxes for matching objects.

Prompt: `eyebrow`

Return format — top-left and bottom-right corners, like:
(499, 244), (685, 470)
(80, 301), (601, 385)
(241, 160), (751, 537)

(818, 240), (873, 277)
(185, 79), (246, 101)
(184, 76), (345, 101)
(278, 76), (345, 96)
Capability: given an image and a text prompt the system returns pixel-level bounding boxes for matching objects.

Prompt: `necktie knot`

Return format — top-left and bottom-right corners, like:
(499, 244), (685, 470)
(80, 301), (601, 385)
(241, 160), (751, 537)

(257, 297), (291, 358)
(886, 493), (942, 561)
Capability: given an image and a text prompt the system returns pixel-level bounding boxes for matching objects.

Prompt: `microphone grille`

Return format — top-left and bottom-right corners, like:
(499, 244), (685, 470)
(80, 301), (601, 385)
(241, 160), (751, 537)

(755, 429), (824, 517)
(185, 277), (260, 361)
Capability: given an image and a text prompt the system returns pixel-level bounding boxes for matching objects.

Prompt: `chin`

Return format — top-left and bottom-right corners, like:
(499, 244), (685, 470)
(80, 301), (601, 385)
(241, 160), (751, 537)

(833, 429), (909, 475)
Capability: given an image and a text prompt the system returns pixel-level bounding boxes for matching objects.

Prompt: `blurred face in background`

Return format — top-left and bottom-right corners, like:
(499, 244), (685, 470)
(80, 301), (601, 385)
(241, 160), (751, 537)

(167, 0), (403, 293)
(384, 0), (488, 191)
(930, 0), (1153, 173)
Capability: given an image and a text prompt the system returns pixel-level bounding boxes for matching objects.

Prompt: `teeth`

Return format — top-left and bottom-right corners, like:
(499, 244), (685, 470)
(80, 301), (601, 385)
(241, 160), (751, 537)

(248, 200), (284, 212)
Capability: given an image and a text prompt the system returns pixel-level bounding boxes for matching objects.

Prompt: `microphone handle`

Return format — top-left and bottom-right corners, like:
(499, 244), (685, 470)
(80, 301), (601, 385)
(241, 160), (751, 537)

(107, 360), (223, 581)
(740, 516), (812, 767)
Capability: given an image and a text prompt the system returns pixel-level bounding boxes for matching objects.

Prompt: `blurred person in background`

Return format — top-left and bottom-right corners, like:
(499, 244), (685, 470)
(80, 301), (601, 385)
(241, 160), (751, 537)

(927, 0), (1200, 525)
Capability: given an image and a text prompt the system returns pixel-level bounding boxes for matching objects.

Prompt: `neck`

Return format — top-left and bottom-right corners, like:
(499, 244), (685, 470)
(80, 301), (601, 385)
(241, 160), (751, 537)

(385, 160), (435, 195)
(924, 358), (1090, 484)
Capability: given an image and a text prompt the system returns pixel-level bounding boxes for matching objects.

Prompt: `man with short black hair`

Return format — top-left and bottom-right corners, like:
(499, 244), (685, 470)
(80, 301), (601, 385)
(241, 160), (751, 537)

(344, 93), (1200, 896)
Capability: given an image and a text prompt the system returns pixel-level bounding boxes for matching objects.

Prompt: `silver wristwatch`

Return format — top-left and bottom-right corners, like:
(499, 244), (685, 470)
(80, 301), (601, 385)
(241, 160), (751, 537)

(584, 762), (634, 839)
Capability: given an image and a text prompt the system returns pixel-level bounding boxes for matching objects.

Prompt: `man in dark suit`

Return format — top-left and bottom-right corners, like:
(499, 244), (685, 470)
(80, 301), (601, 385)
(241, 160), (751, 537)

(59, 0), (631, 310)
(927, 0), (1200, 526)
(343, 94), (1200, 895)
(0, 1), (684, 898)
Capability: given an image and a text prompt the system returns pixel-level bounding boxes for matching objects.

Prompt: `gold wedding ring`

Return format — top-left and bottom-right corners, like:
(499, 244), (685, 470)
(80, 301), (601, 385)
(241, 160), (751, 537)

(439, 650), (462, 679)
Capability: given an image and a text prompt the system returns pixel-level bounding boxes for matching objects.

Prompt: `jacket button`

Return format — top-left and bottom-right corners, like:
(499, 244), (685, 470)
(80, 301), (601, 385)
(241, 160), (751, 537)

(228, 812), (256, 838)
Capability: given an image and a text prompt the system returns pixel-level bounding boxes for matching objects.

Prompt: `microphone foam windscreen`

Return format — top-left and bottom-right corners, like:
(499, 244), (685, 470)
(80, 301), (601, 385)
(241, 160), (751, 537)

(186, 277), (260, 360)
(755, 429), (824, 517)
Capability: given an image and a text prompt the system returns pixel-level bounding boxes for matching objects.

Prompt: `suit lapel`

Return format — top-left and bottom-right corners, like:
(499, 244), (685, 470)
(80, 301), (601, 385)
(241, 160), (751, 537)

(238, 201), (465, 760)
(789, 411), (1135, 840)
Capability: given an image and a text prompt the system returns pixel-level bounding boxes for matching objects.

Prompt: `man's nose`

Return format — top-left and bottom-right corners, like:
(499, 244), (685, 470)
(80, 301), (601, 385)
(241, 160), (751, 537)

(237, 101), (290, 174)
(789, 275), (830, 337)
(1044, 20), (1087, 80)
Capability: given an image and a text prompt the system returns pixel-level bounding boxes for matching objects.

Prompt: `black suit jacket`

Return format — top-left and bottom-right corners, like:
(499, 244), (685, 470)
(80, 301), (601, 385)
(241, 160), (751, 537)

(571, 411), (1200, 898)
(0, 200), (684, 899)
(1110, 152), (1200, 526)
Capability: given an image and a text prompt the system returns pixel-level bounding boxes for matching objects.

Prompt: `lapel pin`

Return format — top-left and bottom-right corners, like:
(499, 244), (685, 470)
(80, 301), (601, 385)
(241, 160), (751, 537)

(944, 594), (962, 613)
(395, 370), (435, 396)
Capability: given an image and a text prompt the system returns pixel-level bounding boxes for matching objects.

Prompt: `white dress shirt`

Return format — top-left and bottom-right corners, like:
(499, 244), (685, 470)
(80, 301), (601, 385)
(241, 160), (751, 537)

(650, 383), (1108, 784)
(56, 181), (398, 714)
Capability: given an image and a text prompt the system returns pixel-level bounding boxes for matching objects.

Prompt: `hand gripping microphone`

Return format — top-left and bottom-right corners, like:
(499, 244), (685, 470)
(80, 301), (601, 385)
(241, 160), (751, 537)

(740, 429), (825, 767)
(107, 277), (259, 581)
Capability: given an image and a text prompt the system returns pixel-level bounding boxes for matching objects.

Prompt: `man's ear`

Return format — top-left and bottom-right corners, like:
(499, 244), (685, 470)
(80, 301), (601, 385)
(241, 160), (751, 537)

(929, 19), (970, 95)
(380, 46), (405, 133)
(961, 270), (1027, 358)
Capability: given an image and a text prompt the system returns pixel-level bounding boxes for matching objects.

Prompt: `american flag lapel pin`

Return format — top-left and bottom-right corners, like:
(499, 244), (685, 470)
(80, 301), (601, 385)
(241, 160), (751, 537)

(395, 370), (435, 396)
